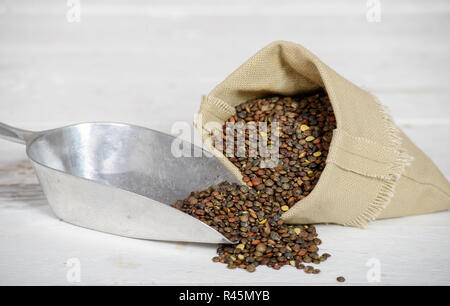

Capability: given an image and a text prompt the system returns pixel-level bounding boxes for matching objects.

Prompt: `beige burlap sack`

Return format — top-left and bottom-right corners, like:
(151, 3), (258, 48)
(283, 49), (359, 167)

(197, 40), (450, 227)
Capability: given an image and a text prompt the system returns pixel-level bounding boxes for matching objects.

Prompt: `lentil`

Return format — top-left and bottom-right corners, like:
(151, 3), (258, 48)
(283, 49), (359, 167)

(337, 276), (346, 283)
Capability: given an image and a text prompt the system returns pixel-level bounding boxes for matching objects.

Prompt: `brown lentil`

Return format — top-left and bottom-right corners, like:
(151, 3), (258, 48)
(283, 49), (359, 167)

(337, 276), (346, 282)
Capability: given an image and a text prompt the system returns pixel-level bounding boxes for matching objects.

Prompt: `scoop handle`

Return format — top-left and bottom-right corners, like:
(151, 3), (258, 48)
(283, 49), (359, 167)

(0, 122), (35, 145)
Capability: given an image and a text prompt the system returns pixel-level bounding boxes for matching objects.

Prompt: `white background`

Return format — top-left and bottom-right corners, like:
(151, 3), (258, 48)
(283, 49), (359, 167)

(0, 0), (449, 285)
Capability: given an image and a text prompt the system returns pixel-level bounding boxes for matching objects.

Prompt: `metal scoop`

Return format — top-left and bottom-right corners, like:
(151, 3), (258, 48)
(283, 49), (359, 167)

(0, 122), (240, 244)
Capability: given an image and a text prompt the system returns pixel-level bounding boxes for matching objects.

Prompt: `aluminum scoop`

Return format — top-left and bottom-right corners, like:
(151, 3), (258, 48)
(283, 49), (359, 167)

(0, 122), (240, 244)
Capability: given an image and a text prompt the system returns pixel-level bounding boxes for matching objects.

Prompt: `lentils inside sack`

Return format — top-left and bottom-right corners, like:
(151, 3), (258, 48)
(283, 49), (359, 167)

(172, 90), (336, 273)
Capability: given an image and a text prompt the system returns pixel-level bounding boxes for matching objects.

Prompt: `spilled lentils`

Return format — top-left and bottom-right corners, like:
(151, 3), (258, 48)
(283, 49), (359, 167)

(172, 90), (336, 273)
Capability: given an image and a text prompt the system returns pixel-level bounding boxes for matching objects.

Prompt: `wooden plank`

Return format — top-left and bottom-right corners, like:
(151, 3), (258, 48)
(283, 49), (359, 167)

(2, 0), (450, 16)
(1, 5), (449, 127)
(0, 188), (448, 285)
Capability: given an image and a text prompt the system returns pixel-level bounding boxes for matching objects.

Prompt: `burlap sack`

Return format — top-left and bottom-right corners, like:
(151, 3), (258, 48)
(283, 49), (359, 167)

(197, 41), (450, 227)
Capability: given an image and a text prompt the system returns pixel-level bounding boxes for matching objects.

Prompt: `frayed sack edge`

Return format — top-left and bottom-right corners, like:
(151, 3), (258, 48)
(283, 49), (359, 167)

(342, 95), (414, 227)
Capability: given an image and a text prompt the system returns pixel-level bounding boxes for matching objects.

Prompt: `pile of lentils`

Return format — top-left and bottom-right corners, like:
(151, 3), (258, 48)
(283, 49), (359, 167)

(172, 90), (337, 274)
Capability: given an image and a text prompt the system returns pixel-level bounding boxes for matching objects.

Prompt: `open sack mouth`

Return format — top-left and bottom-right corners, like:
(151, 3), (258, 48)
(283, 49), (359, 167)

(172, 90), (335, 272)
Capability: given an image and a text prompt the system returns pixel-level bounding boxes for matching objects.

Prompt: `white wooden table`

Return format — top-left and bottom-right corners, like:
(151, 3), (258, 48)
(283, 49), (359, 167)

(0, 0), (449, 285)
